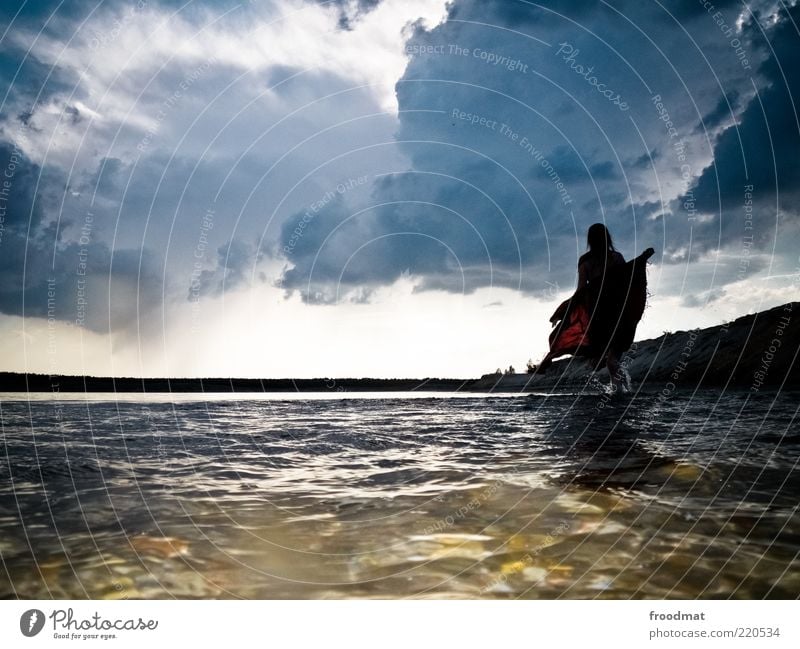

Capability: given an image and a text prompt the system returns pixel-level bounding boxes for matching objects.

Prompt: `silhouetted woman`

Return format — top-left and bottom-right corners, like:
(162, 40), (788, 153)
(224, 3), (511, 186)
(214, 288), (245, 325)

(534, 224), (654, 390)
(578, 224), (626, 383)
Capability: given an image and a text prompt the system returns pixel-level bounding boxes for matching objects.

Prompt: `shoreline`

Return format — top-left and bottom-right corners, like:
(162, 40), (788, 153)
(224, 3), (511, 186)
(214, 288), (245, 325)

(1, 301), (796, 393)
(0, 375), (472, 393)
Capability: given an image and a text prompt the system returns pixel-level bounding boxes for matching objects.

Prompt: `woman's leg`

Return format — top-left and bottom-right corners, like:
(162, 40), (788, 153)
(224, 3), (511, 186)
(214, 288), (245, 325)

(607, 350), (623, 390)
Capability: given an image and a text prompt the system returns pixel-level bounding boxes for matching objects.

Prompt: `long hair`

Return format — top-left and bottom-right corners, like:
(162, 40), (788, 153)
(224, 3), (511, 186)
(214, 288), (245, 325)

(586, 223), (617, 258)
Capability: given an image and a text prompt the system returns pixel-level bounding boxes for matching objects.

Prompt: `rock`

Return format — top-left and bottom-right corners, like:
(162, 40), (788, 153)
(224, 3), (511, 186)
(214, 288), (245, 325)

(470, 302), (799, 391)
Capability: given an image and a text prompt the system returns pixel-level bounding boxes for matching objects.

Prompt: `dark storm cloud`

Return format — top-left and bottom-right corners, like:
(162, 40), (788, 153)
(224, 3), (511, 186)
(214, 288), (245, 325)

(279, 162), (548, 302)
(191, 238), (260, 298)
(0, 0), (92, 24)
(447, 0), (597, 26)
(0, 0), (242, 23)
(277, 0), (798, 302)
(630, 148), (660, 170)
(4, 0), (796, 319)
(276, 0), (641, 298)
(81, 157), (126, 199)
(695, 91), (739, 133)
(656, 0), (739, 21)
(682, 286), (726, 308)
(680, 3), (800, 248)
(0, 46), (75, 115)
(0, 140), (162, 333)
(278, 0), (657, 298)
(2, 0), (407, 315)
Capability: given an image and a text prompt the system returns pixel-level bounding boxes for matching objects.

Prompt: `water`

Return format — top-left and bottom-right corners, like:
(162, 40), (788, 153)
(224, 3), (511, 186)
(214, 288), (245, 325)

(1, 389), (798, 599)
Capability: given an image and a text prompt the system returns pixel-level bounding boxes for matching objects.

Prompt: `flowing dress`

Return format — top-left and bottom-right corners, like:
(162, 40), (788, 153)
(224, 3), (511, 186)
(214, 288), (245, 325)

(537, 248), (653, 372)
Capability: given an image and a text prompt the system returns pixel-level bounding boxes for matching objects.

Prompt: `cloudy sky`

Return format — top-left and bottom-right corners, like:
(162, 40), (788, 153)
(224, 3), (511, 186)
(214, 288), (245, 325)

(0, 0), (798, 378)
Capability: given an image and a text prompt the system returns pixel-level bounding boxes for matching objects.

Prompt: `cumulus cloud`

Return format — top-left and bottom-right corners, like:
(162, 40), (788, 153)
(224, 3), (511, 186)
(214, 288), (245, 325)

(1, 0), (451, 317)
(679, 2), (800, 250)
(1, 0), (797, 375)
(0, 142), (163, 333)
(278, 0), (796, 302)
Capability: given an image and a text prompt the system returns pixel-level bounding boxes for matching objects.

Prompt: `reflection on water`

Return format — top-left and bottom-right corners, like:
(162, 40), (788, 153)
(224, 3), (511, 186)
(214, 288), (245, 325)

(1, 389), (798, 599)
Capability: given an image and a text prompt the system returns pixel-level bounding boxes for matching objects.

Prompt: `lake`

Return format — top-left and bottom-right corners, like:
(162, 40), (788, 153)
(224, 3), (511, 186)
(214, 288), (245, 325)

(1, 389), (798, 598)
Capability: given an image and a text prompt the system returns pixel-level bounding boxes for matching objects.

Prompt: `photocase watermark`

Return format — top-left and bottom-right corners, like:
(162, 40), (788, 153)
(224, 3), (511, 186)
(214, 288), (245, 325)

(44, 276), (67, 432)
(137, 56), (217, 153)
(697, 0), (752, 70)
(651, 94), (688, 164)
(650, 93), (696, 222)
(283, 175), (368, 255)
(480, 520), (572, 594)
(20, 609), (45, 637)
(450, 107), (500, 131)
(555, 42), (629, 112)
(20, 607), (159, 640)
(750, 303), (791, 392)
(680, 172), (697, 223)
(405, 43), (529, 73)
(735, 184), (755, 281)
(75, 212), (94, 328)
(47, 277), (58, 358)
(420, 469), (511, 536)
(87, 1), (148, 51)
(720, 184), (756, 334)
(544, 280), (560, 298)
(189, 207), (215, 333)
(658, 330), (699, 396)
(634, 329), (700, 436)
(515, 130), (573, 207)
(40, 608), (158, 641)
(0, 120), (33, 248)
(451, 108), (574, 207)
(0, 180), (7, 247)
(321, 378), (348, 394)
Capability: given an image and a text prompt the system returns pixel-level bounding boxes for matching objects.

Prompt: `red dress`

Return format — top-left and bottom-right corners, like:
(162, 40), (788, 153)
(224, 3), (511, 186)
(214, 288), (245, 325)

(537, 249), (653, 372)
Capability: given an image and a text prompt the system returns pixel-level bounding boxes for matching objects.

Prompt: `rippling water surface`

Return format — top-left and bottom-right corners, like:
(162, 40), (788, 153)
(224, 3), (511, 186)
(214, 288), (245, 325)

(1, 389), (798, 599)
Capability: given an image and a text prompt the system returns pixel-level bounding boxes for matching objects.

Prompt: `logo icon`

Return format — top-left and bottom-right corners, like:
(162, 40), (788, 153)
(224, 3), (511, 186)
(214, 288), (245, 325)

(20, 609), (45, 637)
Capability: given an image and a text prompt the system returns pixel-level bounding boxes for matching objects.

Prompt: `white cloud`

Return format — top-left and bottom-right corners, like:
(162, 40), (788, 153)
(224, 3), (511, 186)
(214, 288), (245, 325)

(9, 0), (449, 165)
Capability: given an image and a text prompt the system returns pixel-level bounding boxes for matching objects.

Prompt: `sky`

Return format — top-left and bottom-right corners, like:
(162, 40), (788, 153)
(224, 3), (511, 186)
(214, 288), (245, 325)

(0, 0), (798, 378)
